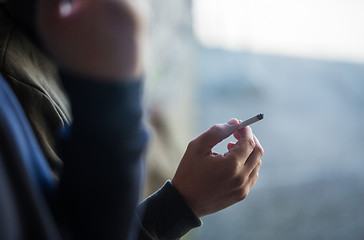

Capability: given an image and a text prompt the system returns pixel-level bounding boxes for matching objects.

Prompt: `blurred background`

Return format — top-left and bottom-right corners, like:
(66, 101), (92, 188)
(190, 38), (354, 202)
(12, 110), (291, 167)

(143, 0), (364, 239)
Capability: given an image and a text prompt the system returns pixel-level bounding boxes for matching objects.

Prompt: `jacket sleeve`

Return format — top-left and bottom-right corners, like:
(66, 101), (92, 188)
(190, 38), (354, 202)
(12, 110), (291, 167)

(136, 181), (202, 240)
(57, 72), (148, 240)
(57, 72), (201, 240)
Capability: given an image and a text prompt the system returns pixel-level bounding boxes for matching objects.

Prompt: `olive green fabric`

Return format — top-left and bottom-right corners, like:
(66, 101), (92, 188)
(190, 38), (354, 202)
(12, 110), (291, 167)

(0, 5), (71, 177)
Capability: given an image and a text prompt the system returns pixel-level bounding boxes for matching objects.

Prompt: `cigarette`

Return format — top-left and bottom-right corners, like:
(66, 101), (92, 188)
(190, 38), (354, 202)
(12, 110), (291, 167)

(238, 114), (264, 129)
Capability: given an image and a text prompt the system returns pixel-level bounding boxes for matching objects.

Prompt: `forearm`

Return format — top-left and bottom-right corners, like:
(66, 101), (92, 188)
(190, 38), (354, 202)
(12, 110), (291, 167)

(136, 181), (202, 240)
(58, 71), (148, 239)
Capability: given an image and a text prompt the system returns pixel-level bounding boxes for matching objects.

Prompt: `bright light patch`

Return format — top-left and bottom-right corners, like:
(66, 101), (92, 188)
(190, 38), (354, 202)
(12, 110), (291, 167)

(193, 0), (364, 63)
(59, 1), (72, 17)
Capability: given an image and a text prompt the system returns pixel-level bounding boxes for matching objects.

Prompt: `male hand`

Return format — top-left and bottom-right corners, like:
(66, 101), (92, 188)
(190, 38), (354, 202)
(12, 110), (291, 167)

(172, 119), (264, 218)
(36, 0), (148, 80)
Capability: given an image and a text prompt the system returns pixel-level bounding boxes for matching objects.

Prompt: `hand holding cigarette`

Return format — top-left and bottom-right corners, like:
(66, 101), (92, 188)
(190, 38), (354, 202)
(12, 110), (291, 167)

(172, 117), (264, 217)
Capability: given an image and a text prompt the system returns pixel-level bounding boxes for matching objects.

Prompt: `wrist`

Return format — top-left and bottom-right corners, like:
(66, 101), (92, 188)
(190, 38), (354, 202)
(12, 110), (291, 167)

(171, 178), (204, 218)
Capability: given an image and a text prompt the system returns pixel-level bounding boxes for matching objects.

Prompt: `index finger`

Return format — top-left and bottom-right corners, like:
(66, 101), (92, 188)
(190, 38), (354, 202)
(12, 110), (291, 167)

(194, 119), (240, 152)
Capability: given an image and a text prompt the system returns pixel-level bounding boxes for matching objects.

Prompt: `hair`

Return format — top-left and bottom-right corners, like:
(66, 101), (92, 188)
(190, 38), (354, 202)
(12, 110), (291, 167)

(3, 0), (38, 42)
(3, 0), (36, 31)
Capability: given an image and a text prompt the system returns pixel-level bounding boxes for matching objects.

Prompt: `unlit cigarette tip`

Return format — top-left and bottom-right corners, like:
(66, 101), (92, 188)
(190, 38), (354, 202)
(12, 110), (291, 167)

(238, 114), (264, 129)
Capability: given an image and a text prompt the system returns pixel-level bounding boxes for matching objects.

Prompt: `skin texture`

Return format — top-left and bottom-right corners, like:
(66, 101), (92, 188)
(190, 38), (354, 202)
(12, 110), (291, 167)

(172, 119), (264, 218)
(35, 0), (264, 219)
(36, 0), (147, 80)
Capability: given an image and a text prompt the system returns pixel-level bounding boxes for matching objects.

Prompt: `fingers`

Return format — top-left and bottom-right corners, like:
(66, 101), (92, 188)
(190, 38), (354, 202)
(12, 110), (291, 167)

(243, 135), (264, 173)
(233, 124), (251, 140)
(227, 126), (255, 161)
(228, 159), (262, 203)
(249, 159), (262, 180)
(194, 119), (239, 152)
(226, 127), (264, 177)
(247, 160), (262, 192)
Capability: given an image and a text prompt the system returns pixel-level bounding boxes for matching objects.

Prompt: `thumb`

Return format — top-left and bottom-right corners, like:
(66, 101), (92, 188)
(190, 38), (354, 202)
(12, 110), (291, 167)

(195, 119), (240, 151)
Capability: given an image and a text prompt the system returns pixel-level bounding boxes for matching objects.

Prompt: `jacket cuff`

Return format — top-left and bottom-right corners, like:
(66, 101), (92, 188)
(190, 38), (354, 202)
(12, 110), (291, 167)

(137, 181), (202, 239)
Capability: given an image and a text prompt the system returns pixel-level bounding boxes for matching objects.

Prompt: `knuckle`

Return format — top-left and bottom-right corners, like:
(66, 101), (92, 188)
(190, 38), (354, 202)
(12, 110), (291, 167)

(242, 137), (255, 150)
(241, 191), (249, 200)
(252, 169), (260, 180)
(187, 139), (197, 151)
(248, 138), (256, 148)
(209, 124), (223, 134)
(229, 154), (240, 163)
(226, 159), (238, 172)
(231, 175), (242, 187)
(210, 124), (218, 131)
(232, 172), (248, 189)
(235, 190), (249, 202)
(187, 140), (194, 148)
(226, 158), (245, 176)
(238, 175), (248, 187)
(256, 145), (264, 157)
(257, 160), (262, 167)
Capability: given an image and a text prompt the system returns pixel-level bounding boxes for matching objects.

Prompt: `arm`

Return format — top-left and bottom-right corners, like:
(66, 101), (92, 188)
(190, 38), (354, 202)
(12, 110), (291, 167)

(36, 0), (149, 239)
(135, 120), (264, 239)
(136, 181), (202, 239)
(58, 72), (148, 239)
(35, 1), (264, 239)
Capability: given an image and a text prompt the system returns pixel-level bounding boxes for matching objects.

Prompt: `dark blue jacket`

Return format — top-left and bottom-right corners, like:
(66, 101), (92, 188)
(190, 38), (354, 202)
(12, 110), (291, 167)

(0, 71), (200, 239)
